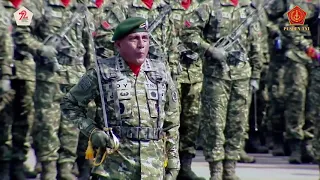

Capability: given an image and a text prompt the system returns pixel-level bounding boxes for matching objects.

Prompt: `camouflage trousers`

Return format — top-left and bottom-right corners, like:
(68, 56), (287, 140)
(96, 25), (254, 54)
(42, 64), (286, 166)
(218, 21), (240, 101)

(309, 66), (320, 160)
(33, 81), (79, 163)
(266, 55), (287, 136)
(283, 59), (312, 141)
(0, 79), (35, 161)
(199, 77), (250, 161)
(178, 82), (202, 157)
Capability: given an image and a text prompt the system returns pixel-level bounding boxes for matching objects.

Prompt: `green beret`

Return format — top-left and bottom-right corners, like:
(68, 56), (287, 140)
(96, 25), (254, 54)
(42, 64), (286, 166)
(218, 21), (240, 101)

(112, 17), (148, 41)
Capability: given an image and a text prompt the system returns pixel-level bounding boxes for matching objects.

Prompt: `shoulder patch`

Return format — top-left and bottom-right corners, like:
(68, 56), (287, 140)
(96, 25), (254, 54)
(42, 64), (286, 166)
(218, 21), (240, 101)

(79, 75), (92, 91)
(172, 91), (178, 102)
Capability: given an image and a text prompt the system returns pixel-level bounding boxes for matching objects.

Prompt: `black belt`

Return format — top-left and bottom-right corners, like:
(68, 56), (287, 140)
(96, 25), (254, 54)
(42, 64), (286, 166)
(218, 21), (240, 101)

(112, 126), (164, 141)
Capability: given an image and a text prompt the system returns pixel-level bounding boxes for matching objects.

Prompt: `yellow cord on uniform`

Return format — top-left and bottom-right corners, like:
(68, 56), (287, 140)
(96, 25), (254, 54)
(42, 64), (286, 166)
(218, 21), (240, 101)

(85, 128), (98, 160)
(92, 127), (117, 167)
(163, 135), (168, 167)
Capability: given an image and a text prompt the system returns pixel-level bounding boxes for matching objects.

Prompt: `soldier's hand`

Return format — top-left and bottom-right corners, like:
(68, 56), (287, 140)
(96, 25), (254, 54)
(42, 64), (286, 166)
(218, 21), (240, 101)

(205, 46), (227, 61)
(39, 45), (58, 58)
(250, 79), (259, 92)
(91, 130), (114, 149)
(164, 169), (179, 180)
(0, 79), (11, 93)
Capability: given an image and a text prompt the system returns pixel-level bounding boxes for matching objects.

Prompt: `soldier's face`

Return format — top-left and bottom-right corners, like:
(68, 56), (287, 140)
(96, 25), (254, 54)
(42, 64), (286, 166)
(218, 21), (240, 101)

(116, 32), (150, 65)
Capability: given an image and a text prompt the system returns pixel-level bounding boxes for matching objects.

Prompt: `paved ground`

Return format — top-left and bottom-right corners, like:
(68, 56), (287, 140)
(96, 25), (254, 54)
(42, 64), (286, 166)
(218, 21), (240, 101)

(26, 150), (319, 180)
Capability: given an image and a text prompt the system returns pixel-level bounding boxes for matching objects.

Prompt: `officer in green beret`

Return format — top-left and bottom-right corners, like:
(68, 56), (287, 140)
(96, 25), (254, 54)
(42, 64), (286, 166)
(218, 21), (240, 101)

(61, 17), (180, 180)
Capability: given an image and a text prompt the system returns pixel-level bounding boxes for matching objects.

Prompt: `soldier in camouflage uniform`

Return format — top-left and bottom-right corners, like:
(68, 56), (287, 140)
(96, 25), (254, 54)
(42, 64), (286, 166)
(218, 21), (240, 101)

(167, 0), (205, 179)
(287, 0), (320, 168)
(263, 1), (289, 157)
(61, 17), (180, 180)
(0, 0), (38, 179)
(0, 1), (15, 179)
(181, 0), (263, 179)
(14, 0), (96, 179)
(265, 0), (317, 164)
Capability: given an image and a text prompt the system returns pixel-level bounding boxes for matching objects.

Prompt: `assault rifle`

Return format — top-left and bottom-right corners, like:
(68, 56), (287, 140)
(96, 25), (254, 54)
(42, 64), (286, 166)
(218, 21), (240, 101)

(147, 5), (172, 49)
(42, 5), (87, 71)
(213, 1), (273, 72)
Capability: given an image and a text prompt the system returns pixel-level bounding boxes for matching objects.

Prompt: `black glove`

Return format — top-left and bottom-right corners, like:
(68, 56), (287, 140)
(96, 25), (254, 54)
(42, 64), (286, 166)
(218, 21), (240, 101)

(91, 130), (114, 149)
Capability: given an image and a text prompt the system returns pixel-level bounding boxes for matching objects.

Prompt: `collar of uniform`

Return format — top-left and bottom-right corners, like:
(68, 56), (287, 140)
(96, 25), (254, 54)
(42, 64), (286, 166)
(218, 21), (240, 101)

(116, 56), (154, 72)
(220, 0), (251, 7)
(131, 0), (163, 10)
(170, 1), (187, 10)
(3, 1), (21, 8)
(86, 1), (98, 8)
(47, 0), (78, 8)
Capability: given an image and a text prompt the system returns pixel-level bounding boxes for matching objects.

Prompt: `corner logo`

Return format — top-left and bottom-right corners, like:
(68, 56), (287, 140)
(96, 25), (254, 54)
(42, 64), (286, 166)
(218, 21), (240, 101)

(284, 5), (309, 31)
(13, 6), (33, 26)
(287, 6), (307, 25)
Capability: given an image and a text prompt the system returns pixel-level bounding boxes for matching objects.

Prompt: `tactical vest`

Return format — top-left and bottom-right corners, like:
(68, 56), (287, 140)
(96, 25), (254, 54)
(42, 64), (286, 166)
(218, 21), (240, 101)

(96, 56), (168, 141)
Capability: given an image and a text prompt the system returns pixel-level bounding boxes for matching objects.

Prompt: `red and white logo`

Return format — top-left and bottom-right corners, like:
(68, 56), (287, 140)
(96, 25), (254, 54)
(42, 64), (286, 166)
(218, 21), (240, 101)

(13, 6), (33, 26)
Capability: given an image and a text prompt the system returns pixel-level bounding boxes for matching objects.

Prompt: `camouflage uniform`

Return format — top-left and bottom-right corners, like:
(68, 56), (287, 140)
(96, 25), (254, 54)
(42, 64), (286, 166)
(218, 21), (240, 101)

(308, 1), (320, 174)
(61, 56), (180, 179)
(263, 1), (288, 156)
(240, 1), (270, 163)
(14, 0), (95, 179)
(167, 1), (205, 179)
(0, 1), (37, 179)
(0, 1), (15, 179)
(266, 0), (315, 164)
(181, 0), (263, 179)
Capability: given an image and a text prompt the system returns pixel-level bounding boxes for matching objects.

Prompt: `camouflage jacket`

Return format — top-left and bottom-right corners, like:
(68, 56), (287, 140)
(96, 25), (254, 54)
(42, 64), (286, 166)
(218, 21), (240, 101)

(86, 0), (119, 59)
(0, 2), (14, 80)
(61, 56), (180, 178)
(181, 0), (263, 80)
(4, 0), (36, 81)
(168, 0), (203, 84)
(14, 0), (94, 84)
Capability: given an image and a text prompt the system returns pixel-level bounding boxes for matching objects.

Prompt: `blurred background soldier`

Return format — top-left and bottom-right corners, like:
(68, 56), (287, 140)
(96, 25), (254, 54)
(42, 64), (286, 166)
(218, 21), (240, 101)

(265, 0), (316, 164)
(264, 0), (289, 157)
(168, 1), (205, 179)
(14, 0), (95, 179)
(0, 1), (15, 179)
(181, 0), (263, 179)
(244, 0), (270, 158)
(0, 0), (37, 179)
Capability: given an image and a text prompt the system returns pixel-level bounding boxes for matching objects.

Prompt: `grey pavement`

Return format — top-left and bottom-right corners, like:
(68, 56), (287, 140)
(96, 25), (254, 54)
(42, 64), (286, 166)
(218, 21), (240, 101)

(26, 150), (319, 180)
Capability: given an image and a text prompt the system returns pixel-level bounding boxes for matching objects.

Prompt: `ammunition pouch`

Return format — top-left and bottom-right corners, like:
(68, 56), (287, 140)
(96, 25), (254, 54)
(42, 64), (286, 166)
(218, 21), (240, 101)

(112, 126), (164, 141)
